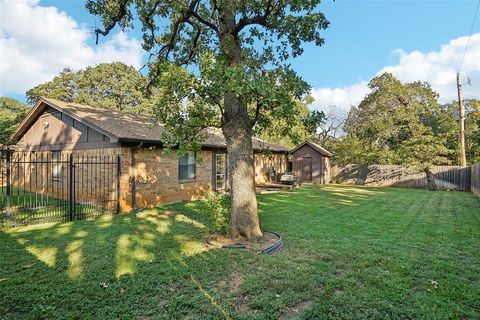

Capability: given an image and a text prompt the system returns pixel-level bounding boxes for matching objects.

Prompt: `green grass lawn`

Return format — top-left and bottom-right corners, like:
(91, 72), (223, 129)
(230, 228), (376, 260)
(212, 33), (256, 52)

(0, 188), (112, 226)
(1, 185), (479, 319)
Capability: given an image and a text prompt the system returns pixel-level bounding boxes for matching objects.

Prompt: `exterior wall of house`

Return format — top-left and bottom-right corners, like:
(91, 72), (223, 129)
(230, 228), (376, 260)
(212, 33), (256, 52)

(17, 106), (120, 151)
(254, 152), (288, 184)
(13, 105), (290, 211)
(125, 148), (213, 209)
(291, 144), (330, 184)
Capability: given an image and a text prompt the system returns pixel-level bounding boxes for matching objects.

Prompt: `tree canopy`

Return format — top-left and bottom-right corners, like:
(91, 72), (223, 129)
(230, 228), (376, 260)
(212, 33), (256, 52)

(334, 73), (453, 182)
(254, 96), (324, 149)
(0, 97), (29, 145)
(26, 62), (152, 114)
(439, 99), (480, 164)
(333, 74), (480, 168)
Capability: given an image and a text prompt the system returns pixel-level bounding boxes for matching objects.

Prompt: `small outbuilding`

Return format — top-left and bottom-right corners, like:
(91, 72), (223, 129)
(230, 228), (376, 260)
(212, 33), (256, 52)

(290, 141), (332, 184)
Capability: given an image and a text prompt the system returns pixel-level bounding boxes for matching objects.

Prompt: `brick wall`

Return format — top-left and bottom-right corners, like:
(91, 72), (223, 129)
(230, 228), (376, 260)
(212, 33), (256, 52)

(124, 148), (213, 209)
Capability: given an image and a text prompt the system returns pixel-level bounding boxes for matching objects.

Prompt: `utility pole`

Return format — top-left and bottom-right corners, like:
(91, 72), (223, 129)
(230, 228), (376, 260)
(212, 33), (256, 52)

(456, 72), (467, 166)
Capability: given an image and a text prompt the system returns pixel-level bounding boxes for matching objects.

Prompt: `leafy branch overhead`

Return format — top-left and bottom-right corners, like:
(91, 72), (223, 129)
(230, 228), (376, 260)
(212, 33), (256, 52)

(86, 0), (329, 148)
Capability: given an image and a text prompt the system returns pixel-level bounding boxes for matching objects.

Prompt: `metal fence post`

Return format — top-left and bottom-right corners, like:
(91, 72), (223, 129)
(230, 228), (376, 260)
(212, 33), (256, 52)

(69, 154), (74, 221)
(116, 155), (121, 214)
(5, 148), (11, 224)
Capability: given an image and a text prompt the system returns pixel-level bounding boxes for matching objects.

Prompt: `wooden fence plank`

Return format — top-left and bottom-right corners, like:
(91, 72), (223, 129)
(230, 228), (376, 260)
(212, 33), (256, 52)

(472, 163), (480, 197)
(332, 164), (472, 191)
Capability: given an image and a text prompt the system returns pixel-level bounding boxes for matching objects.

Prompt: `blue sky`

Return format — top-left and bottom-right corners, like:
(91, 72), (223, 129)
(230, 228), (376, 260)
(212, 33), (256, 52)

(1, 0), (479, 111)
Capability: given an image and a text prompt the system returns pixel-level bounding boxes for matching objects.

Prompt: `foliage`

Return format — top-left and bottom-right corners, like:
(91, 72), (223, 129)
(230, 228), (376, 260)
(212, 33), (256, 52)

(26, 63), (153, 114)
(0, 97), (29, 144)
(337, 73), (453, 170)
(439, 99), (480, 164)
(86, 1), (330, 145)
(196, 190), (230, 234)
(255, 96), (324, 148)
(1, 185), (479, 319)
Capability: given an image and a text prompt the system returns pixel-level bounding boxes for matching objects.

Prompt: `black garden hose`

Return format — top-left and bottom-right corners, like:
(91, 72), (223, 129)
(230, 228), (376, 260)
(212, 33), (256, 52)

(221, 231), (284, 254)
(261, 231), (283, 255)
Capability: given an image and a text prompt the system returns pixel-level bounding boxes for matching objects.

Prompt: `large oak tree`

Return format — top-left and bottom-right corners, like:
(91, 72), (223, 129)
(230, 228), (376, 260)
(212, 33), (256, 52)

(87, 0), (329, 238)
(26, 63), (152, 114)
(338, 73), (453, 190)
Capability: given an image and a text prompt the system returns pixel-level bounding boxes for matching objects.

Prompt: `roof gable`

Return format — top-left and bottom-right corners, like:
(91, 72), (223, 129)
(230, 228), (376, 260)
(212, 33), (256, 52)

(290, 141), (333, 157)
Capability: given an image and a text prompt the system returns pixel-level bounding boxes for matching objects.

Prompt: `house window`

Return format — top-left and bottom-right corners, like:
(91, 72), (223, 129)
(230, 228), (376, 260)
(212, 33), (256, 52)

(52, 151), (63, 181)
(179, 152), (195, 181)
(215, 153), (226, 190)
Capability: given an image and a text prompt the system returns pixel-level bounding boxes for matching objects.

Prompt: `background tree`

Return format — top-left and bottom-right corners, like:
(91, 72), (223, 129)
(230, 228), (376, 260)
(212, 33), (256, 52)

(439, 99), (480, 165)
(336, 73), (452, 189)
(255, 96), (324, 149)
(0, 97), (29, 144)
(87, 0), (329, 238)
(26, 62), (152, 114)
(316, 106), (346, 150)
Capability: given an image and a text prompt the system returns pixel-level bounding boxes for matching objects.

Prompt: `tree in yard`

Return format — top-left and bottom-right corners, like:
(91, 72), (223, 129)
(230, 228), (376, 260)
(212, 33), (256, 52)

(87, 0), (329, 238)
(26, 62), (152, 114)
(0, 97), (29, 145)
(338, 73), (452, 190)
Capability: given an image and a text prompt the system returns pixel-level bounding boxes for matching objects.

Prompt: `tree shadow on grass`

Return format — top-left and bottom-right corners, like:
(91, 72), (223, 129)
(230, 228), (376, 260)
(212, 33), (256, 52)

(0, 205), (239, 319)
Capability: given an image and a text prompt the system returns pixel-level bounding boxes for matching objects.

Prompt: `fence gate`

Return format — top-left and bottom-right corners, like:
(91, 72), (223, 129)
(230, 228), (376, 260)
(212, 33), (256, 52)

(0, 149), (120, 227)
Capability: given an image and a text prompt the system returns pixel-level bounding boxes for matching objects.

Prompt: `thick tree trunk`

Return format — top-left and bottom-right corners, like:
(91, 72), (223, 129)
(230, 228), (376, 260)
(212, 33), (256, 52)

(219, 2), (262, 239)
(424, 168), (437, 191)
(223, 94), (262, 239)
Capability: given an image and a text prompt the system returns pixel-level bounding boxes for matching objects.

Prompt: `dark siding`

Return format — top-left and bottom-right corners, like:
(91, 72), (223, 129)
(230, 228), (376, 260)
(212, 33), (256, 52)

(291, 144), (327, 183)
(17, 107), (120, 151)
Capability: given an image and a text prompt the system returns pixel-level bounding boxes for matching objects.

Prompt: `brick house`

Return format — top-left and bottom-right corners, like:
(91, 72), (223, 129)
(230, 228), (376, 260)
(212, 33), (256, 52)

(10, 98), (288, 211)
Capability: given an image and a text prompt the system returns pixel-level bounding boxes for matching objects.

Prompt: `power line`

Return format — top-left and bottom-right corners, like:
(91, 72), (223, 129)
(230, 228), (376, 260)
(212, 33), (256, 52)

(459, 0), (480, 71)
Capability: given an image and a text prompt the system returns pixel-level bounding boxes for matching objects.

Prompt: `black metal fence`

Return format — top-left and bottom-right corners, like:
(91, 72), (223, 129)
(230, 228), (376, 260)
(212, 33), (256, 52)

(0, 149), (120, 227)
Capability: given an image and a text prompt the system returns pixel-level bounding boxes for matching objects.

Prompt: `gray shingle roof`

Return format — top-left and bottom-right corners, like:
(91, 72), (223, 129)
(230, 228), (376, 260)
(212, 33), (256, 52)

(12, 98), (288, 153)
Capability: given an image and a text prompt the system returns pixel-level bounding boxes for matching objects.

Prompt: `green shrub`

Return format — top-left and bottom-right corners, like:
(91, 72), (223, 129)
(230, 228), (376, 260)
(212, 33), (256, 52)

(199, 190), (230, 234)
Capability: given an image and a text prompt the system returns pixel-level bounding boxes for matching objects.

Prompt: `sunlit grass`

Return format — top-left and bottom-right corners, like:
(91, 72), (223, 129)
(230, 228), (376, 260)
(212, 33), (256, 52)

(26, 245), (57, 267)
(0, 185), (479, 319)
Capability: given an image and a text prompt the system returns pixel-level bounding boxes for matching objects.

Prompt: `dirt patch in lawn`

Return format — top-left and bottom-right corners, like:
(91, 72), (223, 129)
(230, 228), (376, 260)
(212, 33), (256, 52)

(229, 273), (244, 294)
(279, 300), (313, 320)
(206, 232), (279, 252)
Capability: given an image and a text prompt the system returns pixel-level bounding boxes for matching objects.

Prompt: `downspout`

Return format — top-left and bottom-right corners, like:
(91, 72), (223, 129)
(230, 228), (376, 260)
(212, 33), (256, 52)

(130, 142), (143, 211)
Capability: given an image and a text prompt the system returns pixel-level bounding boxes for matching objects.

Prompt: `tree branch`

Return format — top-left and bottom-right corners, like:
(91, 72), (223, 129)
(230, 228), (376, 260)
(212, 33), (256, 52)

(233, 0), (274, 35)
(143, 0), (161, 50)
(188, 9), (219, 33)
(94, 0), (130, 45)
(251, 99), (262, 127)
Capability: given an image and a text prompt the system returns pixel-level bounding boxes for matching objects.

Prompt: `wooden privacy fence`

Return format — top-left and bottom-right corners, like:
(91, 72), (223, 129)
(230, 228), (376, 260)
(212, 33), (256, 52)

(472, 162), (480, 197)
(331, 164), (472, 191)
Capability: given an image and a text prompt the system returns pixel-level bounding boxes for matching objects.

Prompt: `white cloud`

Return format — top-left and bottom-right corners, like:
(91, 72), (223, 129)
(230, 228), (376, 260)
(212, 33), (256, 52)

(311, 81), (370, 115)
(0, 0), (144, 96)
(311, 33), (480, 114)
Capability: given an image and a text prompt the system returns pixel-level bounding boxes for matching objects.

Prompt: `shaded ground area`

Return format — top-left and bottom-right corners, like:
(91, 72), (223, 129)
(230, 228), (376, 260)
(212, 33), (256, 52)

(1, 185), (479, 319)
